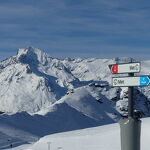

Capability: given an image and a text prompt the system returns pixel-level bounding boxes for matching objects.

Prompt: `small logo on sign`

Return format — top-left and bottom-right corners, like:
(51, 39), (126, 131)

(111, 65), (118, 74)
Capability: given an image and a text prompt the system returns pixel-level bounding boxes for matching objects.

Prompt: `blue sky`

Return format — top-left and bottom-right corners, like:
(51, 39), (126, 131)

(0, 0), (150, 60)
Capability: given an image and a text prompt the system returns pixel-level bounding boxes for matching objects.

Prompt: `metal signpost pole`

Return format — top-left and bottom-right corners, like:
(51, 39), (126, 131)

(128, 73), (134, 118)
(119, 74), (141, 150)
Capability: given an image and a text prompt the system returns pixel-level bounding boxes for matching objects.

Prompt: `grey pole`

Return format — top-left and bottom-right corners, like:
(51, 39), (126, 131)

(119, 72), (141, 150)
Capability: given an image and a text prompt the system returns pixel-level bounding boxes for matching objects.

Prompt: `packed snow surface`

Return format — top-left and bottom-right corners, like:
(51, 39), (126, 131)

(5, 117), (150, 150)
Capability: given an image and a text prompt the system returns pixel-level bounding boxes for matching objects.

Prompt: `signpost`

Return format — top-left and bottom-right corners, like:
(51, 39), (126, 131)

(109, 62), (147, 150)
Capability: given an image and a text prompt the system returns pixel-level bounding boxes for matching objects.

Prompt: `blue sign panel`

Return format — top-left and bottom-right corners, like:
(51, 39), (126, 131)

(140, 76), (150, 86)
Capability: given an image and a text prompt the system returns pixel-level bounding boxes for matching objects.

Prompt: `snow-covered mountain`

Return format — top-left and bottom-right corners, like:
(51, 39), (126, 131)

(0, 47), (150, 114)
(0, 47), (149, 115)
(0, 47), (136, 113)
(0, 47), (108, 113)
(0, 47), (150, 149)
(0, 47), (77, 113)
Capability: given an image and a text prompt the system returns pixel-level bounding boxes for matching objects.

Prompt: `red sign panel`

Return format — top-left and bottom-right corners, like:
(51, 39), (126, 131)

(111, 64), (118, 74)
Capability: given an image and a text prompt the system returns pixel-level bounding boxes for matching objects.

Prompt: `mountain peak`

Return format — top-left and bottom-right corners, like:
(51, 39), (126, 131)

(17, 47), (48, 65)
(17, 46), (44, 57)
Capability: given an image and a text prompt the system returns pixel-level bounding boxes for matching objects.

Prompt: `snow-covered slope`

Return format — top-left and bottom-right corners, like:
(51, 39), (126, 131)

(0, 86), (119, 149)
(0, 86), (119, 137)
(7, 117), (150, 150)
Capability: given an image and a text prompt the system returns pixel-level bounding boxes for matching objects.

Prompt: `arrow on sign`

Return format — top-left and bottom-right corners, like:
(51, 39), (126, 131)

(112, 76), (150, 87)
(109, 62), (140, 74)
(140, 76), (150, 86)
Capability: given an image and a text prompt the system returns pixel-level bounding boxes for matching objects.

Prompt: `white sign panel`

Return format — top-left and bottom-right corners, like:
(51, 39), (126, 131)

(110, 62), (140, 74)
(112, 76), (150, 87)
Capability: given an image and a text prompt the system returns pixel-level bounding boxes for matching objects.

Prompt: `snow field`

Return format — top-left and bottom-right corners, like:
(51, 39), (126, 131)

(6, 117), (148, 150)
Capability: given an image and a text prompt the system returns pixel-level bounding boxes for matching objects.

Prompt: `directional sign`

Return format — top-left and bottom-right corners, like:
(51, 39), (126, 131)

(109, 62), (140, 74)
(112, 76), (150, 87)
